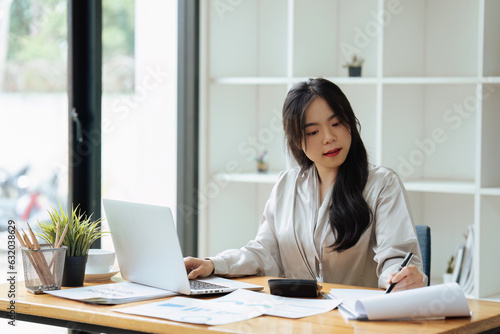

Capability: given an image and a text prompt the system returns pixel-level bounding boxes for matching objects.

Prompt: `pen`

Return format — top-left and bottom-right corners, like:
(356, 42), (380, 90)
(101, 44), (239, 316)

(385, 252), (413, 294)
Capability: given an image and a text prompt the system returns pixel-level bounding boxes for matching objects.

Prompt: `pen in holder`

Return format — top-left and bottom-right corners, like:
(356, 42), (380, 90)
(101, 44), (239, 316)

(21, 244), (67, 294)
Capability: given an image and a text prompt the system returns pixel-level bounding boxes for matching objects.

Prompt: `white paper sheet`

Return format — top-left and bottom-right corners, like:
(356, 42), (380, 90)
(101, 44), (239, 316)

(45, 282), (177, 304)
(329, 283), (471, 320)
(115, 296), (265, 325)
(115, 288), (340, 325)
(216, 289), (340, 318)
(328, 288), (383, 319)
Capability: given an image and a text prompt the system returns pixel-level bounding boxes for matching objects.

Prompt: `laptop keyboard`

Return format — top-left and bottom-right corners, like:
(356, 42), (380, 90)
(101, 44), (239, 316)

(190, 280), (228, 291)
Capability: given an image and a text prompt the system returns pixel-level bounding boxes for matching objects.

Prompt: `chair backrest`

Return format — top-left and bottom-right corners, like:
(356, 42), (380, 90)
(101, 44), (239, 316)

(415, 225), (431, 285)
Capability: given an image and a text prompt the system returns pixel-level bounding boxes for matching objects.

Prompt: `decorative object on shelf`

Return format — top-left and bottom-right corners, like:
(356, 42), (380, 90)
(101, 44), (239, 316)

(37, 203), (107, 287)
(255, 150), (269, 173)
(342, 55), (364, 77)
(443, 255), (455, 283)
(453, 225), (475, 298)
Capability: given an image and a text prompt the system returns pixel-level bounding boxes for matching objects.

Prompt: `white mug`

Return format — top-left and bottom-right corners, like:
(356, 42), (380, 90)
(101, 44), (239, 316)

(85, 249), (116, 274)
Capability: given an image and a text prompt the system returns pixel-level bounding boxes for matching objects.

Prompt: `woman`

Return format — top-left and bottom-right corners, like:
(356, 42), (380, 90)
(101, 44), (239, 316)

(185, 78), (426, 291)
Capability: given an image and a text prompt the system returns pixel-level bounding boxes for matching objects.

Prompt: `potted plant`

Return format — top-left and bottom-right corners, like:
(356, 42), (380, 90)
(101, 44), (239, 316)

(37, 203), (107, 287)
(255, 150), (269, 173)
(343, 55), (364, 77)
(443, 255), (455, 283)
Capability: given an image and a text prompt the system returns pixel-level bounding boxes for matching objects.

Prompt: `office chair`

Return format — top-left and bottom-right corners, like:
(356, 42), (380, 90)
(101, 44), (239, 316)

(415, 225), (431, 286)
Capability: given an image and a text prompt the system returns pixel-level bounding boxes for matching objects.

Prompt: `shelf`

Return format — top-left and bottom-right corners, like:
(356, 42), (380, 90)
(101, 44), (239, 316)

(212, 77), (289, 85)
(214, 172), (280, 184)
(202, 0), (500, 298)
(480, 187), (500, 196)
(404, 180), (476, 194)
(211, 76), (379, 85)
(214, 174), (480, 196)
(382, 77), (479, 84)
(483, 77), (500, 84)
(211, 76), (492, 85)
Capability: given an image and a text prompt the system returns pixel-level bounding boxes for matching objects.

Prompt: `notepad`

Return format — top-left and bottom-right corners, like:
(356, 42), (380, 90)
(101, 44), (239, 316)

(329, 283), (471, 321)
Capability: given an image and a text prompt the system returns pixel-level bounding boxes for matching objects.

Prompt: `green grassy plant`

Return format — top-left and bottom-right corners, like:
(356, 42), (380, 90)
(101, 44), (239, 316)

(37, 203), (107, 257)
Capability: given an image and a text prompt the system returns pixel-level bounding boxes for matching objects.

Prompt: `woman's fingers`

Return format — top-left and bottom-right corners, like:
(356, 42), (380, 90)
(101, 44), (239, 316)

(184, 257), (214, 279)
(386, 265), (425, 292)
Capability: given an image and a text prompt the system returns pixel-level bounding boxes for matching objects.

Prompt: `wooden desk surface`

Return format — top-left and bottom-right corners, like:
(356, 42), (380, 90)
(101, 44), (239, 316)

(2, 276), (500, 334)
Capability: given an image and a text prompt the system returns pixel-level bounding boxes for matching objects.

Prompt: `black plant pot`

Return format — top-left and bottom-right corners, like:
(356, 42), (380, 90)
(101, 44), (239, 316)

(62, 255), (88, 287)
(348, 66), (362, 77)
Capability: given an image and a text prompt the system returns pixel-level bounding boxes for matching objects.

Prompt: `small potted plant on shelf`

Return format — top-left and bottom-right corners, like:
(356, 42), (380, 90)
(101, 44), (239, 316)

(443, 255), (455, 283)
(37, 203), (107, 287)
(255, 150), (269, 173)
(343, 55), (364, 77)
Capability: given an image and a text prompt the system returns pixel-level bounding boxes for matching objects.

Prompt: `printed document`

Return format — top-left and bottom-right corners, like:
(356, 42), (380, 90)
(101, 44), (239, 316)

(115, 288), (340, 325)
(45, 282), (177, 304)
(329, 282), (470, 320)
(216, 289), (340, 318)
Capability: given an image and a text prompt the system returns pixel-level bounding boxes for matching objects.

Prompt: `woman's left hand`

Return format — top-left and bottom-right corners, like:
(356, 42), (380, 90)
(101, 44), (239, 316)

(386, 265), (425, 292)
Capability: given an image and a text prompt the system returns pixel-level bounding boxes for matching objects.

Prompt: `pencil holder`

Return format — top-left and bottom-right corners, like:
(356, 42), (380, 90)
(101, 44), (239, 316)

(21, 244), (67, 294)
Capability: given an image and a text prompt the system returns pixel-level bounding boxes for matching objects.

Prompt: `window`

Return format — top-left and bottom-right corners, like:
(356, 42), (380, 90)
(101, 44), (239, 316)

(0, 0), (178, 257)
(0, 0), (68, 234)
(100, 0), (178, 251)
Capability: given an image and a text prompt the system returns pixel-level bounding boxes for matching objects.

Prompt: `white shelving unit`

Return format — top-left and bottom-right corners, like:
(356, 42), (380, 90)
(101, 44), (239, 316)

(199, 0), (500, 299)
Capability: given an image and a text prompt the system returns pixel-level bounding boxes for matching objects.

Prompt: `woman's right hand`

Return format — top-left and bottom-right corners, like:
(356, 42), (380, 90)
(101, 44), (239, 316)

(184, 256), (214, 279)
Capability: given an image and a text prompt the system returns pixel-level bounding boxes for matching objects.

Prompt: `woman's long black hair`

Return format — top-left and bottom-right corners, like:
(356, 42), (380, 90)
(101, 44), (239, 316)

(282, 78), (372, 252)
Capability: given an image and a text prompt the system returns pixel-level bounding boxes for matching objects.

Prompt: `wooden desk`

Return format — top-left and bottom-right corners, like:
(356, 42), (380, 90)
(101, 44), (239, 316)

(1, 276), (500, 333)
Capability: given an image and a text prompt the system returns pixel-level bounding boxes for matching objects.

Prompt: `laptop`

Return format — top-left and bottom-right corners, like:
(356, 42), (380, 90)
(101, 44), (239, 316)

(102, 199), (264, 295)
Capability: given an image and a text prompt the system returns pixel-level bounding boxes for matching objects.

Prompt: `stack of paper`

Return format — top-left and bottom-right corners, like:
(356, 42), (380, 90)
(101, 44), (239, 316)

(329, 283), (471, 321)
(46, 282), (177, 304)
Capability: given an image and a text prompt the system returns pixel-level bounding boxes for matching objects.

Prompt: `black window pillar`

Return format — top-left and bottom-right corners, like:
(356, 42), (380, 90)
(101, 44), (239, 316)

(177, 0), (199, 256)
(68, 0), (102, 247)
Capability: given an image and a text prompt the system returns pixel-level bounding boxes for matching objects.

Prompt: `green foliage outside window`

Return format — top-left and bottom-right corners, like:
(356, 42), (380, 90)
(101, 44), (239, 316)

(2, 0), (134, 92)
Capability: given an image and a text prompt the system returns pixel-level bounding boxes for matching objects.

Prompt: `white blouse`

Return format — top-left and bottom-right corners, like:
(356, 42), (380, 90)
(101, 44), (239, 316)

(210, 164), (426, 289)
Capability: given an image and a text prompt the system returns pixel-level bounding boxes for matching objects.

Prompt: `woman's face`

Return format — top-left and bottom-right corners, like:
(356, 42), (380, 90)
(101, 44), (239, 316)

(301, 97), (352, 177)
